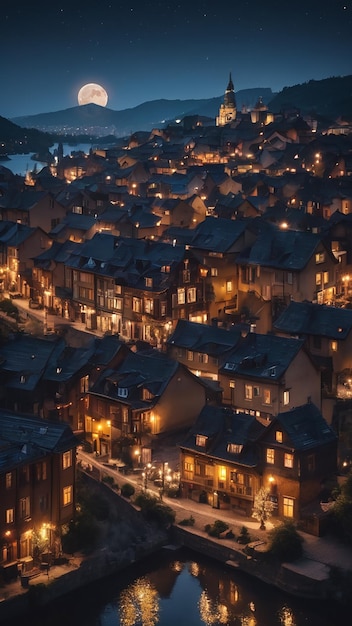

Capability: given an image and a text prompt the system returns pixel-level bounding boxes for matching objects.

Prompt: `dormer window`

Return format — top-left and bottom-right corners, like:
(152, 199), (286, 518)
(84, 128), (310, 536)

(275, 431), (283, 443)
(20, 375), (26, 384)
(118, 387), (128, 398)
(145, 277), (153, 288)
(56, 367), (62, 374)
(227, 443), (243, 454)
(196, 434), (207, 447)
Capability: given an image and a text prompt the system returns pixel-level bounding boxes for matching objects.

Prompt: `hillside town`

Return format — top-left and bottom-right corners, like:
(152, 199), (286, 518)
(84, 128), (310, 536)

(1, 74), (352, 584)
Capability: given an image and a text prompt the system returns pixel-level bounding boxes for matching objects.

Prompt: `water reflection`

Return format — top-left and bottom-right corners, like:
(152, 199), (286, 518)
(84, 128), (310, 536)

(119, 577), (159, 626)
(2, 549), (347, 626)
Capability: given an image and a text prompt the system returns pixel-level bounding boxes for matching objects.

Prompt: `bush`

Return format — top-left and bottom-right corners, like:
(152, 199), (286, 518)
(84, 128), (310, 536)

(267, 520), (303, 561)
(179, 515), (195, 527)
(134, 491), (175, 527)
(102, 475), (118, 490)
(121, 483), (135, 498)
(204, 519), (229, 538)
(0, 299), (19, 320)
(237, 526), (251, 544)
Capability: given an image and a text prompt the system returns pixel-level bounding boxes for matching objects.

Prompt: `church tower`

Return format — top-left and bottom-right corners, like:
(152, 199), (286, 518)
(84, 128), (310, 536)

(216, 73), (237, 126)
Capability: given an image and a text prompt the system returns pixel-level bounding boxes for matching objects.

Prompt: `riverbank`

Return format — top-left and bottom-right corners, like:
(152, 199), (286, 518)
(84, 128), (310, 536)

(1, 467), (352, 620)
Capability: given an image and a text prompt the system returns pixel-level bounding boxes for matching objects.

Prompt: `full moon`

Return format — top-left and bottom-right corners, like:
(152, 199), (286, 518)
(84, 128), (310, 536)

(77, 83), (108, 107)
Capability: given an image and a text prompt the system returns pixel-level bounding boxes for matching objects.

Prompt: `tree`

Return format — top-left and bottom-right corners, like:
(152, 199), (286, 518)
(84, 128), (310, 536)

(267, 520), (303, 561)
(252, 487), (276, 530)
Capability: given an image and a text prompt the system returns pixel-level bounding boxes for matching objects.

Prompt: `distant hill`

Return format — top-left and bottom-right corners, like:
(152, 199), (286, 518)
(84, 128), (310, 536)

(11, 88), (274, 138)
(0, 115), (52, 157)
(268, 75), (352, 119)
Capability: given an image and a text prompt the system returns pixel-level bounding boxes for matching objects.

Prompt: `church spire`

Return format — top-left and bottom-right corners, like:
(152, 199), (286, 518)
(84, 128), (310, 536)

(216, 72), (237, 126)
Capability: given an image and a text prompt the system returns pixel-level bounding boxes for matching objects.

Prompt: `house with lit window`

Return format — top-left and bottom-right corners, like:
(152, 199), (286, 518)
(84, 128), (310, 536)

(0, 333), (121, 434)
(179, 405), (264, 515)
(236, 219), (338, 332)
(179, 402), (337, 535)
(171, 215), (252, 325)
(0, 408), (78, 580)
(0, 189), (67, 233)
(274, 300), (352, 404)
(218, 331), (321, 423)
(166, 318), (242, 382)
(0, 220), (51, 297)
(86, 347), (209, 464)
(260, 403), (337, 535)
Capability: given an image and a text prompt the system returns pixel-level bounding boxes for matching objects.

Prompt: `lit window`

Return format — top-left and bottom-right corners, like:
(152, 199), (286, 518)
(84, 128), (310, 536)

(196, 434), (208, 447)
(187, 287), (197, 303)
(266, 448), (275, 464)
(63, 485), (72, 506)
(284, 453), (294, 468)
(229, 380), (235, 388)
(187, 350), (194, 361)
(331, 341), (338, 352)
(5, 472), (12, 489)
(177, 288), (185, 305)
(211, 267), (218, 277)
(283, 496), (294, 518)
(315, 252), (325, 264)
(283, 390), (290, 405)
(62, 450), (72, 469)
(275, 431), (283, 443)
(226, 280), (233, 293)
(145, 277), (153, 288)
(227, 443), (243, 454)
(219, 465), (226, 480)
(245, 384), (253, 400)
(6, 508), (14, 524)
(316, 273), (322, 286)
(132, 297), (142, 312)
(263, 389), (271, 405)
(323, 271), (329, 285)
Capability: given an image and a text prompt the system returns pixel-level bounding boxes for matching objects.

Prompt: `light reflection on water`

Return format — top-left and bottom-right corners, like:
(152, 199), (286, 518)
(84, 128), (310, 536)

(4, 549), (348, 626)
(95, 551), (343, 626)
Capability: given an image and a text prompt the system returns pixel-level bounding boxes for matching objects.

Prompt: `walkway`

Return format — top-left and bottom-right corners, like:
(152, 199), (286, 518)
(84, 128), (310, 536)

(78, 450), (352, 575)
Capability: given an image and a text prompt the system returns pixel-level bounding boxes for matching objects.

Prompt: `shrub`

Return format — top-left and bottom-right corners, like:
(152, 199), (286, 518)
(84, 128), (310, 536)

(134, 491), (175, 527)
(237, 526), (251, 544)
(0, 299), (19, 320)
(179, 515), (195, 527)
(204, 519), (229, 538)
(267, 520), (303, 561)
(121, 482), (135, 498)
(102, 475), (118, 490)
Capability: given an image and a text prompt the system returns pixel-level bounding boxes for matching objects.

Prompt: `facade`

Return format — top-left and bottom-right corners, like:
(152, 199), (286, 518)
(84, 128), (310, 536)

(0, 409), (77, 574)
(179, 402), (337, 534)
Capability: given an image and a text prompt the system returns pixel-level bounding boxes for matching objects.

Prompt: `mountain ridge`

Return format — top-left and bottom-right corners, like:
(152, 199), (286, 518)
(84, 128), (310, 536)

(10, 88), (274, 137)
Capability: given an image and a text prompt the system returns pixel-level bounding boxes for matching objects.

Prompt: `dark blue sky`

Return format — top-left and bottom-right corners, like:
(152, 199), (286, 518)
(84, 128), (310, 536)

(2, 0), (351, 119)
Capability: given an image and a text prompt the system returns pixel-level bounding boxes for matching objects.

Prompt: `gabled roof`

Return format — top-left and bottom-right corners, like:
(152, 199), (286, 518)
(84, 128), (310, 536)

(90, 349), (180, 409)
(180, 405), (265, 467)
(188, 216), (250, 253)
(167, 319), (241, 356)
(220, 332), (305, 380)
(0, 334), (65, 391)
(274, 300), (352, 339)
(237, 221), (333, 270)
(0, 408), (78, 471)
(273, 403), (337, 450)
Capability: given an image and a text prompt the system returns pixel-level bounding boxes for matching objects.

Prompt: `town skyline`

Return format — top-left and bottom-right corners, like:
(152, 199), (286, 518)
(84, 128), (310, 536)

(2, 0), (351, 119)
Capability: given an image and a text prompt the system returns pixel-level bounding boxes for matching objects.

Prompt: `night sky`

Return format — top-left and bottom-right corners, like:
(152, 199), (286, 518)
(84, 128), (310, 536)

(2, 0), (351, 119)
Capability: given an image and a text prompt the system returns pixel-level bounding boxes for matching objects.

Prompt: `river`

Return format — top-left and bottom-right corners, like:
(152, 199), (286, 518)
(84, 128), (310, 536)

(4, 548), (348, 626)
(1, 143), (94, 176)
